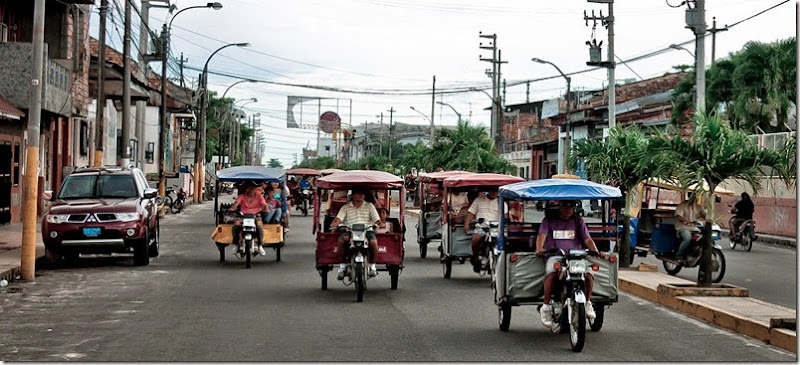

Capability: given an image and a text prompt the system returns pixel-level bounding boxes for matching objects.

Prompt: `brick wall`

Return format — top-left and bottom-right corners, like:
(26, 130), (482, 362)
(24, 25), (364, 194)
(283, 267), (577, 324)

(586, 73), (687, 109)
(503, 113), (560, 146)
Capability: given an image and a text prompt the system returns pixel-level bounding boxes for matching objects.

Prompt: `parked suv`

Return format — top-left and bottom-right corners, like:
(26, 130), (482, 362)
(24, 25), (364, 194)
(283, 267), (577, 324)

(41, 166), (160, 266)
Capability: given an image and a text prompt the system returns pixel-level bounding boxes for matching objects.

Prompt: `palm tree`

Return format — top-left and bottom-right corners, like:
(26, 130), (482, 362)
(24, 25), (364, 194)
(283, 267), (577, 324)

(569, 126), (666, 267)
(430, 121), (513, 173)
(649, 113), (783, 285)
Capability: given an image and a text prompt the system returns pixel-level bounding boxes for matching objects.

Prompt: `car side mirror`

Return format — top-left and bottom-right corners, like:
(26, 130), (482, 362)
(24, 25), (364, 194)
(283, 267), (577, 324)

(143, 188), (158, 199)
(43, 190), (54, 201)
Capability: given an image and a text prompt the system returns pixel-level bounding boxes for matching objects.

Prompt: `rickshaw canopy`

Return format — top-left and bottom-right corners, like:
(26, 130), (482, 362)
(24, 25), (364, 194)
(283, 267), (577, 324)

(499, 178), (622, 201)
(216, 166), (285, 183)
(285, 168), (321, 177)
(315, 170), (403, 189)
(442, 173), (525, 188)
(419, 170), (474, 183)
(320, 168), (345, 176)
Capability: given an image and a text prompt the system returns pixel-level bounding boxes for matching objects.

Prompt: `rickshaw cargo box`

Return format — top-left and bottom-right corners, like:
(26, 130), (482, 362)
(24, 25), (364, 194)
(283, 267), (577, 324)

(652, 223), (678, 253)
(588, 253), (619, 299)
(262, 224), (284, 244)
(450, 229), (474, 257)
(505, 252), (619, 300)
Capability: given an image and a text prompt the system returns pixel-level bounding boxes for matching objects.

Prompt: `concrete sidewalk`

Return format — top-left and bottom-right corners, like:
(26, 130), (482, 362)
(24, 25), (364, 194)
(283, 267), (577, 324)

(0, 222), (45, 282)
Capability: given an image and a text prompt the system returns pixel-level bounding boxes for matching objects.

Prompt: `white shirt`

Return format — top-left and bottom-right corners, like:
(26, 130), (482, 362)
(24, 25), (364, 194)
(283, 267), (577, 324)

(467, 195), (507, 222)
(449, 193), (470, 212)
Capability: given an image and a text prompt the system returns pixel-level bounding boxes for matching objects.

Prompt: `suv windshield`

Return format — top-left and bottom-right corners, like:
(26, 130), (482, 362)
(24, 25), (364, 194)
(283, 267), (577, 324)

(59, 174), (138, 199)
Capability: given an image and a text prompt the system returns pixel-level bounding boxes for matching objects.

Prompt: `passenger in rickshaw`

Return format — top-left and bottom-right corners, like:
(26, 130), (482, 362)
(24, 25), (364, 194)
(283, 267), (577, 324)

(263, 185), (283, 224)
(228, 182), (268, 256)
(329, 188), (381, 280)
(448, 191), (470, 223)
(375, 207), (394, 234)
(464, 191), (507, 272)
(533, 200), (605, 328)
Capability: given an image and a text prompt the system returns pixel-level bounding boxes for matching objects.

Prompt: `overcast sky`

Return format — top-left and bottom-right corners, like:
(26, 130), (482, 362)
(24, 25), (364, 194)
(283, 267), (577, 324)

(107, 0), (796, 166)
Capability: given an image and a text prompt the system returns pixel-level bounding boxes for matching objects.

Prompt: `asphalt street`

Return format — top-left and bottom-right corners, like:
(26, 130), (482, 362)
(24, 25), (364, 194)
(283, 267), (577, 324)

(0, 201), (794, 361)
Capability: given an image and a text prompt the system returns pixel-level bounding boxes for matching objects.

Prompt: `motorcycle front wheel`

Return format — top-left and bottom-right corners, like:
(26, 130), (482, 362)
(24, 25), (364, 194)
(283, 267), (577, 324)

(354, 262), (365, 302)
(245, 239), (252, 269)
(568, 300), (586, 352)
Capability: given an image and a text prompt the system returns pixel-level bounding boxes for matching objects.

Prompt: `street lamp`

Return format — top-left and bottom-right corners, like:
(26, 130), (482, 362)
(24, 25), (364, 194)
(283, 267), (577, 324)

(531, 57), (572, 174)
(222, 79), (256, 99)
(195, 41), (250, 203)
(409, 106), (435, 145)
(469, 87), (503, 144)
(158, 1), (222, 196)
(669, 44), (695, 58)
(435, 101), (462, 122)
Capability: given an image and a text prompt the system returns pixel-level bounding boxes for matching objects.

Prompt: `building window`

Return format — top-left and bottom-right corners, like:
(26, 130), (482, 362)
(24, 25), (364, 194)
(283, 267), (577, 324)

(79, 121), (88, 156)
(0, 23), (7, 42)
(13, 142), (19, 186)
(146, 142), (154, 164)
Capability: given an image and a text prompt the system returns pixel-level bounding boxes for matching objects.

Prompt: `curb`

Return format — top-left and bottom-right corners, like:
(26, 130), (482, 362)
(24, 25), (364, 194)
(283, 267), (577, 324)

(619, 272), (796, 353)
(0, 251), (46, 283)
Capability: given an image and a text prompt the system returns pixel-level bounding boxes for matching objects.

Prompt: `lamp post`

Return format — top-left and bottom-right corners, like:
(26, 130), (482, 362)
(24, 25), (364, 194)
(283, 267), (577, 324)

(159, 2), (222, 197)
(218, 98), (256, 168)
(531, 57), (571, 174)
(469, 87), (503, 148)
(669, 44), (695, 58)
(435, 101), (462, 122)
(195, 41), (250, 203)
(409, 106), (435, 146)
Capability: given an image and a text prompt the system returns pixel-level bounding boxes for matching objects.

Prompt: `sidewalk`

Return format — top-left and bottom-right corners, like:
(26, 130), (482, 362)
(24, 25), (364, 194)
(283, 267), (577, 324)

(0, 222), (45, 282)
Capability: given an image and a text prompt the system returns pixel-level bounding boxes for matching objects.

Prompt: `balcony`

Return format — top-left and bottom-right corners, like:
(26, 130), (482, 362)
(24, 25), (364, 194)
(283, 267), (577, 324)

(0, 42), (72, 117)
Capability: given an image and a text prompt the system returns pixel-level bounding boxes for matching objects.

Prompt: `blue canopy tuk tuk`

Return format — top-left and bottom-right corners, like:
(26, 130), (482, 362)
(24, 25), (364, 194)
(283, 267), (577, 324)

(494, 178), (621, 350)
(211, 166), (287, 267)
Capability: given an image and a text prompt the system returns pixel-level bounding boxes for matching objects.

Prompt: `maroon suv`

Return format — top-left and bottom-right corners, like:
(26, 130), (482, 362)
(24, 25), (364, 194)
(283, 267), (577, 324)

(41, 166), (160, 266)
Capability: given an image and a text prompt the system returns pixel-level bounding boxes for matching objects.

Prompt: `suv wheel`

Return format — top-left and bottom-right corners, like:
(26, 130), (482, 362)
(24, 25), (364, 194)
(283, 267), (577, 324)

(149, 220), (160, 258)
(45, 246), (62, 267)
(133, 228), (150, 266)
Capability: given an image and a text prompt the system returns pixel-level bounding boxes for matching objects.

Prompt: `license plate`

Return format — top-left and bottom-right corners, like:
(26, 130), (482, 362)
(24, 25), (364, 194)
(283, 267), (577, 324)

(83, 227), (101, 237)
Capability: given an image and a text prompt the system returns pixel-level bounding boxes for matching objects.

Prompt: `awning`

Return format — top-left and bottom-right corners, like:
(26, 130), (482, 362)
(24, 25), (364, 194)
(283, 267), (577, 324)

(0, 97), (25, 120)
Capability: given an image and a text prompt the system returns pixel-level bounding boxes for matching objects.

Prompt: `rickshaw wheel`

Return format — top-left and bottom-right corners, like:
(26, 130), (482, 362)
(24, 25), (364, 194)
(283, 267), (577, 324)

(589, 305), (605, 332)
(498, 304), (511, 332)
(216, 243), (226, 262)
(442, 259), (452, 279)
(663, 261), (682, 276)
(275, 246), (282, 262)
(389, 267), (399, 290)
(320, 269), (328, 290)
(419, 243), (428, 258)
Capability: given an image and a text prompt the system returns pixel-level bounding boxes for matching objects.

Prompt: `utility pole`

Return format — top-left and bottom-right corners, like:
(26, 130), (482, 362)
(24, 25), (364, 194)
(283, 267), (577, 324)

(496, 50), (507, 152)
(479, 32), (497, 143)
(179, 53), (187, 87)
(378, 113), (384, 156)
(387, 107), (395, 160)
(120, 0), (132, 167)
(135, 0), (150, 169)
(21, 0), (46, 281)
(430, 75), (436, 145)
(709, 16), (728, 65)
(94, 0), (108, 167)
(585, 1), (616, 128)
(688, 0), (707, 115)
(526, 81), (530, 103)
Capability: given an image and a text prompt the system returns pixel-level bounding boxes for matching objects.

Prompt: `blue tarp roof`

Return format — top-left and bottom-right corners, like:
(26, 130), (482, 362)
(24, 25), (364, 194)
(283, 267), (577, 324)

(499, 178), (621, 200)
(216, 166), (285, 182)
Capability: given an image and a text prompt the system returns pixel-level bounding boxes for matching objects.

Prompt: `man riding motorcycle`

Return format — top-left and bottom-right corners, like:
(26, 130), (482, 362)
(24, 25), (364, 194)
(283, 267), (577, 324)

(329, 189), (381, 280)
(228, 183), (268, 256)
(464, 191), (507, 273)
(730, 192), (755, 236)
(534, 200), (605, 328)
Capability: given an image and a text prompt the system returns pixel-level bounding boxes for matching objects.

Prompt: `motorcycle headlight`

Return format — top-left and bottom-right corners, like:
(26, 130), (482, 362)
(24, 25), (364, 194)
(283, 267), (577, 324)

(490, 228), (500, 237)
(568, 260), (587, 274)
(302, 189), (309, 194)
(116, 213), (141, 222)
(46, 214), (70, 224)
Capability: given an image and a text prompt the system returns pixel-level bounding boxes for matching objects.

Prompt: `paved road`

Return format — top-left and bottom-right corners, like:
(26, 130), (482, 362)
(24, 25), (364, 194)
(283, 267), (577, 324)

(0, 203), (794, 361)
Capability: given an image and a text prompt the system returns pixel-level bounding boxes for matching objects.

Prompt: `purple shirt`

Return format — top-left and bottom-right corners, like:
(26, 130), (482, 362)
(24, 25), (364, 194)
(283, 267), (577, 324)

(539, 216), (591, 255)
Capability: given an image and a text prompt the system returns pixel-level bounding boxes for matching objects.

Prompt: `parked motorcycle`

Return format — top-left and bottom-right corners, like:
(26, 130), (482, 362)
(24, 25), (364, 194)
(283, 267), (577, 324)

(337, 223), (376, 302)
(538, 248), (604, 352)
(728, 205), (756, 252)
(658, 222), (726, 283)
(170, 187), (187, 214)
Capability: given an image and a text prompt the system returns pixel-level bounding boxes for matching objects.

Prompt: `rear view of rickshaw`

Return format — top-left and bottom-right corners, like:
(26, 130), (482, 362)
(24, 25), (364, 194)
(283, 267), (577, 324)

(439, 173), (525, 278)
(493, 178), (621, 352)
(210, 166), (288, 268)
(416, 171), (474, 258)
(313, 170), (406, 302)
(285, 168), (321, 216)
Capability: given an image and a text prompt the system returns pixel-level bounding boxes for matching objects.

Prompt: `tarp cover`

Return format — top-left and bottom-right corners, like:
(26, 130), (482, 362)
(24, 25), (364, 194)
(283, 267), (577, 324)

(443, 173), (525, 188)
(285, 168), (321, 176)
(505, 252), (618, 300)
(419, 171), (474, 183)
(499, 178), (621, 201)
(216, 166), (285, 182)
(320, 168), (345, 176)
(315, 170), (403, 189)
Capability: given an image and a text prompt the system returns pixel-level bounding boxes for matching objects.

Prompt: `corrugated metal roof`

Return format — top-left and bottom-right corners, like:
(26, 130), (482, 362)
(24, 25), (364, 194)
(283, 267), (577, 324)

(0, 97), (25, 120)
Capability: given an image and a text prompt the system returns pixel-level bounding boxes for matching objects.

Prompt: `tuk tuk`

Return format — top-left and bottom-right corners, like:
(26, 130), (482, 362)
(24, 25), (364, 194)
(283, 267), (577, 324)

(416, 171), (474, 258)
(313, 170), (406, 301)
(628, 178), (731, 282)
(439, 173), (525, 278)
(494, 178), (621, 351)
(210, 166), (288, 268)
(285, 168), (321, 216)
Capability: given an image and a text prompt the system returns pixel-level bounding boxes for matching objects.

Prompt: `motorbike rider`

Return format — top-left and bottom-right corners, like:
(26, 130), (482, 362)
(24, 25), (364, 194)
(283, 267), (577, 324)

(228, 183), (268, 256)
(329, 189), (381, 280)
(464, 191), (508, 273)
(534, 200), (605, 328)
(730, 192), (754, 237)
(675, 193), (706, 261)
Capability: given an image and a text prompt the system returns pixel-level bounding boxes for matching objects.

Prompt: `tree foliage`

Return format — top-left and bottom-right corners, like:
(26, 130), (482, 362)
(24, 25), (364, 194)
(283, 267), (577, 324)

(267, 158), (283, 168)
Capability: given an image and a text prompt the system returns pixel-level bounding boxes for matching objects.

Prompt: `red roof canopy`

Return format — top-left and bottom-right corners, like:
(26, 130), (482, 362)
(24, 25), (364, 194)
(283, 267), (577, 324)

(320, 168), (345, 176)
(443, 173), (525, 188)
(316, 170), (404, 189)
(285, 168), (321, 176)
(0, 97), (24, 120)
(419, 171), (474, 183)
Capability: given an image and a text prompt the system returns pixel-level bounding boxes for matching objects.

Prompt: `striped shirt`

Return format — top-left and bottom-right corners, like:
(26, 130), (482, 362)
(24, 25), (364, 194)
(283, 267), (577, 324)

(336, 201), (380, 226)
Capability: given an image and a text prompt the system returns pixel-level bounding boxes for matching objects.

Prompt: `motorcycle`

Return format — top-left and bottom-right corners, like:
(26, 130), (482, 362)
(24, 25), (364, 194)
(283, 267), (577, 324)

(337, 223), (376, 302)
(537, 248), (603, 352)
(473, 218), (500, 275)
(170, 187), (187, 214)
(295, 188), (312, 216)
(728, 205), (756, 252)
(234, 213), (261, 269)
(155, 186), (175, 217)
(658, 222), (726, 283)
